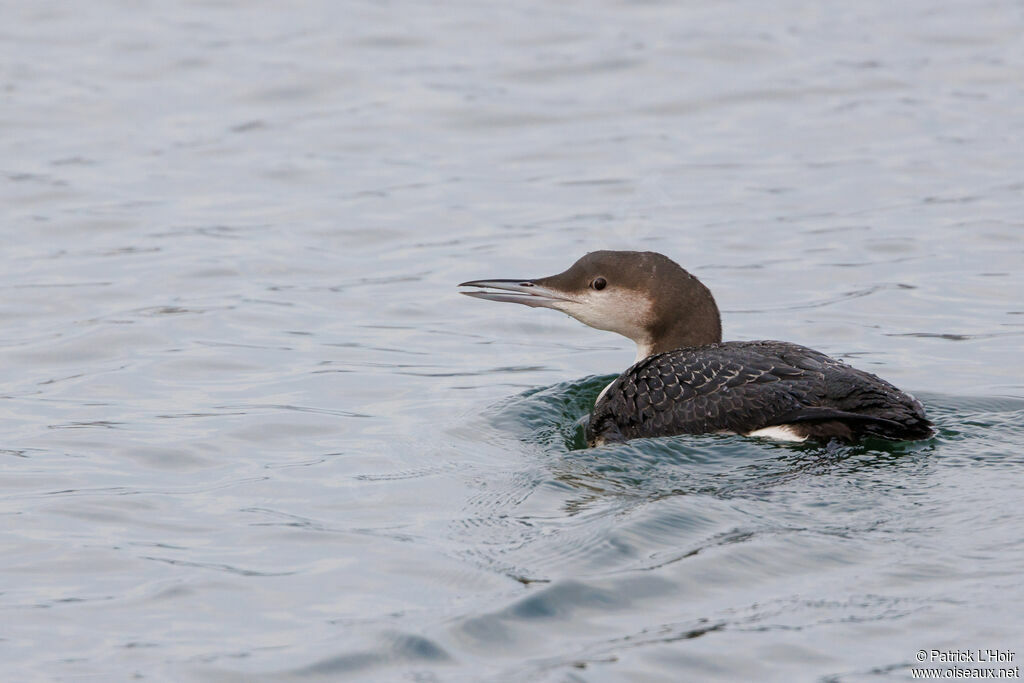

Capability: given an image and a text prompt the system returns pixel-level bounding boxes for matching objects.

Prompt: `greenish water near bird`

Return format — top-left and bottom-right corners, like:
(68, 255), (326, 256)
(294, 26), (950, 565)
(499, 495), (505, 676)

(1, 0), (1023, 680)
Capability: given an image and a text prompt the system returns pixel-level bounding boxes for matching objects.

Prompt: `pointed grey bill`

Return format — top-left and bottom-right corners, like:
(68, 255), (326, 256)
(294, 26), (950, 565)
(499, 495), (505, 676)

(458, 279), (575, 309)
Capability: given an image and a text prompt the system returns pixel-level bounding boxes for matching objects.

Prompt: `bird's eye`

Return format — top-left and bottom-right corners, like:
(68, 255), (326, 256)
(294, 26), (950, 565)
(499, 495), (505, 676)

(591, 277), (607, 291)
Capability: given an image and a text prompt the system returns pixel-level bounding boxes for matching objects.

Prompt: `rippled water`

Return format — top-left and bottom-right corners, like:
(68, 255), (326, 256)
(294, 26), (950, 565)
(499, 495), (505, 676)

(3, 0), (1023, 680)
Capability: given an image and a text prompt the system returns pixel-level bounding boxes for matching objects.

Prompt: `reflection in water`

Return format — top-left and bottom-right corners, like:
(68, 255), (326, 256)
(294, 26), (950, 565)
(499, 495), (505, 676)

(2, 0), (1023, 679)
(441, 385), (1019, 678)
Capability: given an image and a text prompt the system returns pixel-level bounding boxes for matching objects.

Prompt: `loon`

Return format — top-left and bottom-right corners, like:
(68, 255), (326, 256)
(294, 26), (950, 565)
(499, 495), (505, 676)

(459, 250), (933, 446)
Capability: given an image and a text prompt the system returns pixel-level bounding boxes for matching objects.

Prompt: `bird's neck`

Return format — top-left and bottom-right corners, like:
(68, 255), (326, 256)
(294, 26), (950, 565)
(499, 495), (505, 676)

(642, 281), (722, 357)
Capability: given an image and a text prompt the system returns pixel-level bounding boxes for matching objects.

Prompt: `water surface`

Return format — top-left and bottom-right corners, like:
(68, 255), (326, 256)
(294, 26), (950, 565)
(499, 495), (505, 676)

(2, 0), (1023, 680)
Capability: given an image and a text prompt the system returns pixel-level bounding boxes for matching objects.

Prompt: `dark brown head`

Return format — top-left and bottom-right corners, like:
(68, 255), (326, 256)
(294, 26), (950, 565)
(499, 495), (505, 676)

(459, 251), (722, 360)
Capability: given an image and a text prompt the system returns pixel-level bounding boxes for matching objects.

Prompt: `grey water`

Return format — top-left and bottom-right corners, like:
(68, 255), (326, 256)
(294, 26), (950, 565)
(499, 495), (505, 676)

(2, 0), (1023, 680)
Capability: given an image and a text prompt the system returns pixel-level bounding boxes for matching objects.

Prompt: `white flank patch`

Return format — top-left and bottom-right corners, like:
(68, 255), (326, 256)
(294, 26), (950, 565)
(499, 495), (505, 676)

(745, 425), (808, 442)
(595, 380), (615, 404)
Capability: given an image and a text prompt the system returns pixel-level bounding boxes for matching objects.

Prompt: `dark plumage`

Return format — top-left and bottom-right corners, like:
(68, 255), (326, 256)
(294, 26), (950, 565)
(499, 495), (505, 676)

(586, 340), (932, 446)
(460, 250), (933, 446)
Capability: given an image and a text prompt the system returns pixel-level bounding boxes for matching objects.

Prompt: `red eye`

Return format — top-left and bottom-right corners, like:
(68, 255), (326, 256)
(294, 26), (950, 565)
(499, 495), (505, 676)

(592, 277), (606, 291)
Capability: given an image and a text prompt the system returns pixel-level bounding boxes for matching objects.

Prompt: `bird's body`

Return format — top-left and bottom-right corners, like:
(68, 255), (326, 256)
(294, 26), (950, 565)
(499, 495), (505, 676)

(586, 340), (931, 446)
(460, 251), (932, 446)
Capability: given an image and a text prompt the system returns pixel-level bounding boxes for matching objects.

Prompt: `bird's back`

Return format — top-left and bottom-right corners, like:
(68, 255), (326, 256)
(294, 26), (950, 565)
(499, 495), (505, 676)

(585, 340), (933, 445)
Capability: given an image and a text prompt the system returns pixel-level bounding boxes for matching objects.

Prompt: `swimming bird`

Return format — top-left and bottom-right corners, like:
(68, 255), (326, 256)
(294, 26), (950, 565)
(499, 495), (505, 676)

(459, 251), (932, 446)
